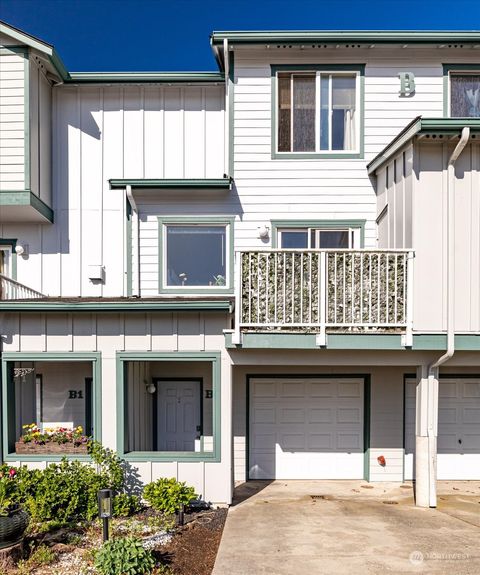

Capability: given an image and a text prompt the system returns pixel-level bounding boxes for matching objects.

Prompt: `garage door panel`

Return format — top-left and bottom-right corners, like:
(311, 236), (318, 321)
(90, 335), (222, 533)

(308, 408), (333, 423)
(250, 377), (364, 480)
(405, 378), (480, 480)
(253, 381), (277, 398)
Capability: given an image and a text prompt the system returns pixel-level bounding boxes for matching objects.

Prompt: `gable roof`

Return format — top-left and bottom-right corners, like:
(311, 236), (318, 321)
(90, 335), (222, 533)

(0, 20), (69, 80)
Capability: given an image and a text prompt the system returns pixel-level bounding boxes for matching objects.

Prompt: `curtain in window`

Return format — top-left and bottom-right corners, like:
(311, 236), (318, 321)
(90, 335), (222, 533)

(278, 74), (291, 152)
(451, 75), (480, 117)
(292, 75), (315, 152)
(332, 76), (356, 151)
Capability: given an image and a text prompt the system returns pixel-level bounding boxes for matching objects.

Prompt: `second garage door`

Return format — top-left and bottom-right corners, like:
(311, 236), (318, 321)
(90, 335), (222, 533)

(249, 377), (365, 480)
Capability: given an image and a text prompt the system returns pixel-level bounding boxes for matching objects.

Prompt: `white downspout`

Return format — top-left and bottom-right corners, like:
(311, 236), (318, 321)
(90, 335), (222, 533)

(126, 185), (140, 297)
(223, 38), (229, 177)
(423, 126), (470, 507)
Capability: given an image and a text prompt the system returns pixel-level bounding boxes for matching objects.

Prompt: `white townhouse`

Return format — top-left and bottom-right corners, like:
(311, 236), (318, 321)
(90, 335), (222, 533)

(1, 22), (480, 508)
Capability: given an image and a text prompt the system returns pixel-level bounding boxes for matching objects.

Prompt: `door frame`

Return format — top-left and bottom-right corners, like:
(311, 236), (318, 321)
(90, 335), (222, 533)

(246, 373), (371, 481)
(152, 377), (203, 452)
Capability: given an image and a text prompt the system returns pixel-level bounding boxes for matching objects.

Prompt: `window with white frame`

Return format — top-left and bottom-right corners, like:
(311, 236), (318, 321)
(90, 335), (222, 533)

(161, 221), (231, 289)
(277, 70), (360, 153)
(277, 226), (361, 249)
(449, 72), (480, 117)
(0, 246), (12, 277)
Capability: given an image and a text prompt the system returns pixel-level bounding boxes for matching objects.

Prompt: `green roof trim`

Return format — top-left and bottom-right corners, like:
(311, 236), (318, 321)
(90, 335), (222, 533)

(67, 72), (224, 84)
(211, 30), (480, 45)
(0, 299), (233, 312)
(109, 178), (232, 189)
(0, 190), (54, 223)
(367, 117), (480, 175)
(0, 20), (69, 81)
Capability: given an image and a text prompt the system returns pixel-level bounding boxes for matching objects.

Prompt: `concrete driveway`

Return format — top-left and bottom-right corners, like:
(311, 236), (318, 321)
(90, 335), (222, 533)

(213, 481), (480, 575)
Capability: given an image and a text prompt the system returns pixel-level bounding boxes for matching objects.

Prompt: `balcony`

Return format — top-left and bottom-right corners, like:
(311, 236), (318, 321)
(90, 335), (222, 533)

(233, 250), (414, 346)
(0, 274), (44, 300)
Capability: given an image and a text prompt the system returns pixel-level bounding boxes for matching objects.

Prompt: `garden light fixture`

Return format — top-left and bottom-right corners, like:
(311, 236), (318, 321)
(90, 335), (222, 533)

(98, 488), (113, 541)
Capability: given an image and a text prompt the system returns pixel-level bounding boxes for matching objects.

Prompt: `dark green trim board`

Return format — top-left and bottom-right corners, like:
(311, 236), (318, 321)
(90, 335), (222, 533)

(246, 374), (370, 481)
(442, 64), (480, 117)
(368, 116), (480, 174)
(225, 332), (480, 350)
(1, 352), (102, 462)
(363, 375), (371, 482)
(0, 46), (29, 55)
(0, 239), (17, 280)
(110, 178), (232, 190)
(0, 191), (54, 223)
(271, 219), (366, 248)
(211, 30), (480, 45)
(270, 64), (365, 160)
(228, 50), (235, 178)
(67, 72), (225, 84)
(116, 352), (221, 462)
(0, 299), (233, 312)
(157, 216), (235, 295)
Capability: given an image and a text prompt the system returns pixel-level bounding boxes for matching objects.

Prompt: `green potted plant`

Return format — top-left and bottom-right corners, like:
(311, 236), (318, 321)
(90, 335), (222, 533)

(15, 423), (90, 454)
(0, 467), (29, 549)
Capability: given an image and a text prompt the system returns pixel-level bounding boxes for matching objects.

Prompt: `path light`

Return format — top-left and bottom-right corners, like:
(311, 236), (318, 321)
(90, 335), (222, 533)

(98, 488), (113, 541)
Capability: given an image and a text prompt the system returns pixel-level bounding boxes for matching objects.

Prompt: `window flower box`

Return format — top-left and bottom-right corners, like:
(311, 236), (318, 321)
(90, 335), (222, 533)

(15, 424), (90, 455)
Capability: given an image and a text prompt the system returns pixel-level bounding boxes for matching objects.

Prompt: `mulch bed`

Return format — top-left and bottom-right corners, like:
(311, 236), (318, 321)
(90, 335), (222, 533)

(160, 508), (227, 575)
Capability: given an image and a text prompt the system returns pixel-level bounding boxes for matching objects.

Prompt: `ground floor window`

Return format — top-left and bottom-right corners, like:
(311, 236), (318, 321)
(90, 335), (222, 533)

(119, 354), (220, 460)
(2, 356), (100, 457)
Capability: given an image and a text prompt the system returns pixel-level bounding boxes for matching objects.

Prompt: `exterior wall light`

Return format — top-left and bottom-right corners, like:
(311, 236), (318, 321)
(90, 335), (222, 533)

(98, 488), (113, 541)
(257, 225), (270, 240)
(15, 244), (28, 257)
(145, 381), (156, 394)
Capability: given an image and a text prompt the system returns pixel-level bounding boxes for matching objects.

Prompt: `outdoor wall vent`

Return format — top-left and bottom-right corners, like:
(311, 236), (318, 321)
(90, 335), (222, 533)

(88, 265), (105, 282)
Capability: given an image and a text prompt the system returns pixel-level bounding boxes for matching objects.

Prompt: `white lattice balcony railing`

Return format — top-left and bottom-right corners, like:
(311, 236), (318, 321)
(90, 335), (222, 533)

(233, 249), (414, 346)
(0, 274), (44, 300)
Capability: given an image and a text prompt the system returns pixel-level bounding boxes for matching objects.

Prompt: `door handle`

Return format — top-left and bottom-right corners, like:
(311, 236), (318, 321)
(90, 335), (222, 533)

(458, 438), (462, 444)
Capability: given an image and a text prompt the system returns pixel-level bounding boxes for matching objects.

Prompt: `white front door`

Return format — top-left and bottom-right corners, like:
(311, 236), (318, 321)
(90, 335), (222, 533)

(405, 378), (480, 480)
(249, 377), (364, 480)
(157, 380), (201, 451)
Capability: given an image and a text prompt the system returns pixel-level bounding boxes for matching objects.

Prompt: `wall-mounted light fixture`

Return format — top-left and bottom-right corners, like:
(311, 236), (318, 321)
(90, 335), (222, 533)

(257, 225), (270, 240)
(145, 381), (156, 395)
(15, 244), (28, 257)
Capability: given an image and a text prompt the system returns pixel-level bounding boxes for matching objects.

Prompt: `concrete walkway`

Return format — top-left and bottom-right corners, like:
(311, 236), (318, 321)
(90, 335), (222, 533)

(213, 480), (480, 575)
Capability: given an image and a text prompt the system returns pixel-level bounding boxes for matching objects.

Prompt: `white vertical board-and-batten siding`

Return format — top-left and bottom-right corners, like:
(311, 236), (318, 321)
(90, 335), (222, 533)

(231, 47), (480, 250)
(1, 84), (225, 297)
(0, 49), (25, 191)
(1, 311), (233, 504)
(376, 141), (480, 333)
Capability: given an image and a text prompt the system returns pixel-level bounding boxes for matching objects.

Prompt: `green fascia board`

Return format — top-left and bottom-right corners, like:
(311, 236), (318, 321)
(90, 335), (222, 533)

(225, 332), (480, 350)
(367, 117), (480, 175)
(0, 300), (233, 312)
(67, 72), (224, 84)
(0, 191), (54, 223)
(0, 21), (69, 81)
(110, 178), (232, 189)
(211, 30), (480, 45)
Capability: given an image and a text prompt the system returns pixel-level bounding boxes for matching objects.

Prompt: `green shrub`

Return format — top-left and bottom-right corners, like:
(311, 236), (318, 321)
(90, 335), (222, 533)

(113, 492), (141, 517)
(143, 478), (197, 515)
(95, 537), (155, 575)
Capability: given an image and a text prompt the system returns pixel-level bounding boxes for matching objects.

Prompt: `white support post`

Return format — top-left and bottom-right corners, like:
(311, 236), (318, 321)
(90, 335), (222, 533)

(402, 250), (414, 347)
(415, 364), (439, 507)
(316, 251), (327, 347)
(232, 252), (242, 345)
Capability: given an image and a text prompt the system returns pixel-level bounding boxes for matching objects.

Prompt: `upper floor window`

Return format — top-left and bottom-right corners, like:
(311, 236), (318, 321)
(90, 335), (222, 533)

(272, 221), (365, 249)
(450, 73), (480, 117)
(273, 66), (364, 158)
(158, 217), (234, 293)
(0, 246), (12, 277)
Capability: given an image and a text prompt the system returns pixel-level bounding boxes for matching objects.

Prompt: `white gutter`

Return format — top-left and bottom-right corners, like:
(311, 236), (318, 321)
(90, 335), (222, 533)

(425, 126), (470, 507)
(126, 185), (140, 297)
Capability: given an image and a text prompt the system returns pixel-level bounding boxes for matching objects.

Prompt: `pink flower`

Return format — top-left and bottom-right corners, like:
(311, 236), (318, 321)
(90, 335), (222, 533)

(8, 468), (16, 478)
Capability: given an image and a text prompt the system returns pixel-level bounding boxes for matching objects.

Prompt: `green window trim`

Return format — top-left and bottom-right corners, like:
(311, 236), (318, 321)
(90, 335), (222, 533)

(270, 64), (365, 160)
(157, 216), (235, 295)
(442, 64), (480, 117)
(270, 219), (366, 248)
(1, 352), (102, 463)
(0, 239), (18, 280)
(116, 352), (221, 462)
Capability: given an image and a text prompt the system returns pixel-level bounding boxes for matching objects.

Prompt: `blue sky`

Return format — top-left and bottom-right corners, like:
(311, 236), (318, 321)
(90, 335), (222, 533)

(2, 0), (480, 72)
